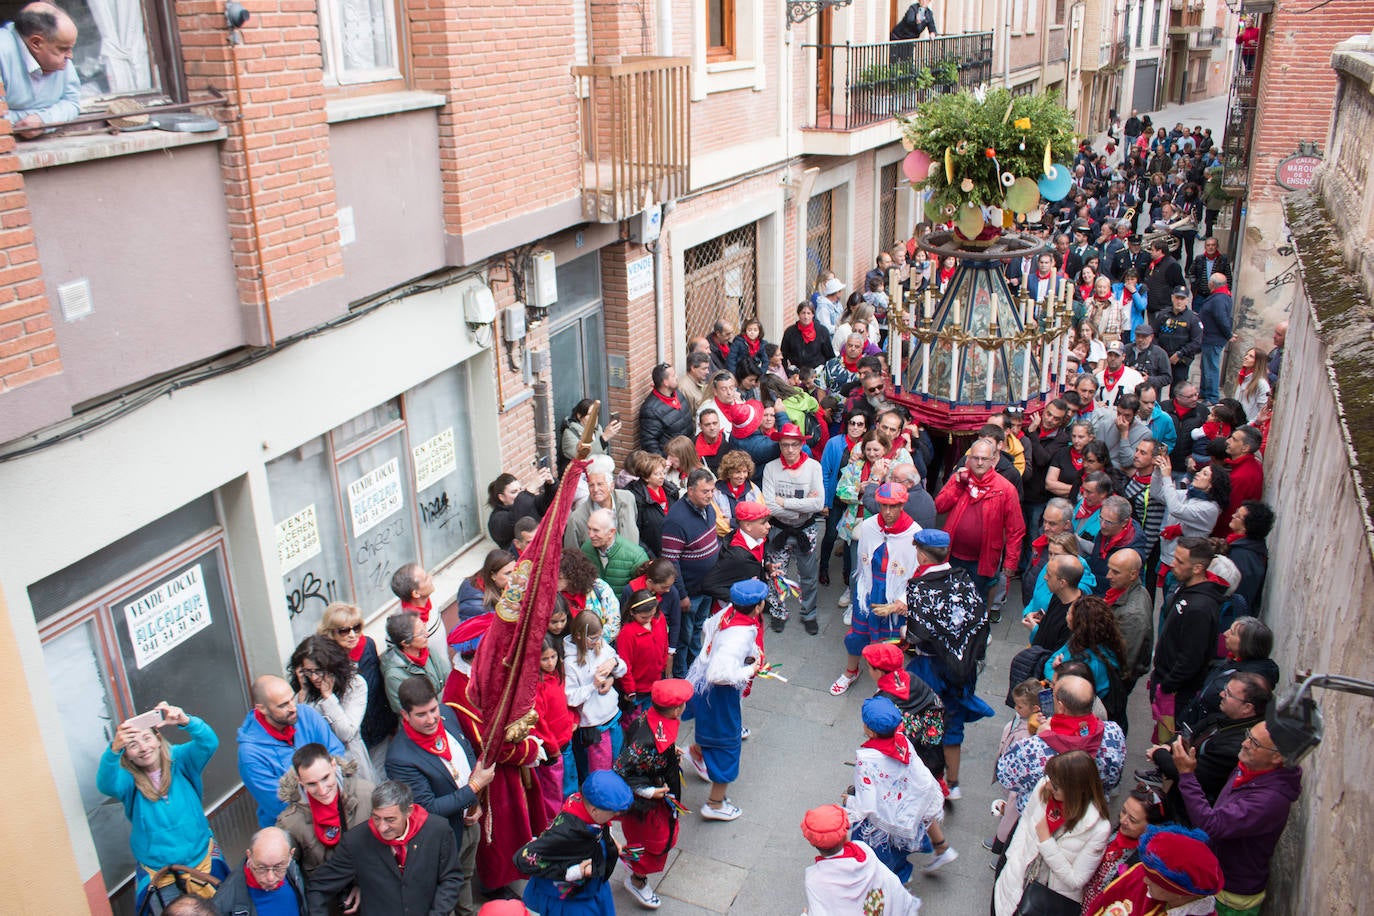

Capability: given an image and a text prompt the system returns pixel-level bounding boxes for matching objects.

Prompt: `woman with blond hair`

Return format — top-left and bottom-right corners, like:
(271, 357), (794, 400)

(319, 602), (395, 771)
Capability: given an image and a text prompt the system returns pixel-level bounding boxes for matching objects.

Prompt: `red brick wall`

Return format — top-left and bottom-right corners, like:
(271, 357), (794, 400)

(1248, 2), (1374, 203)
(600, 241), (658, 464)
(0, 107), (60, 392)
(178, 0), (343, 324)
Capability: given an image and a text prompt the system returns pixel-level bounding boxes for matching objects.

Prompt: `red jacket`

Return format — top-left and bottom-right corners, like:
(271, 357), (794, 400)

(935, 470), (1027, 577)
(532, 672), (576, 750)
(617, 614), (670, 696)
(1214, 451), (1263, 535)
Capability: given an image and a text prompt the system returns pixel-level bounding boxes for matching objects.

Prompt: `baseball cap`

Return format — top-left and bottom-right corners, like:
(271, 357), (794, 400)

(1171, 285), (1190, 298)
(1106, 341), (1125, 355)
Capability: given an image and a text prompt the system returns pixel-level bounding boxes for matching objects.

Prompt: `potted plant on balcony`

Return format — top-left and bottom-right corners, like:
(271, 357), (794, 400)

(932, 58), (961, 89)
(856, 61), (922, 116)
(897, 86), (1076, 250)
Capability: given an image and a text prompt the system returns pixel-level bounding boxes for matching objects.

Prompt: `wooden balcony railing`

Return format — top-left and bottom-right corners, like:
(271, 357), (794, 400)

(803, 32), (994, 132)
(573, 57), (691, 223)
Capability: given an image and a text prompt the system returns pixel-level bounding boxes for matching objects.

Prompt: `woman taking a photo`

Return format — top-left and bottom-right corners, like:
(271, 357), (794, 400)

(486, 467), (555, 550)
(559, 397), (622, 463)
(993, 750), (1111, 916)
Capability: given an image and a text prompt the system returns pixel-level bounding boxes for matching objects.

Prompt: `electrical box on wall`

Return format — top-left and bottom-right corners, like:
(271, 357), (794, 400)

(528, 251), (558, 309)
(504, 303), (527, 342)
(463, 283), (497, 324)
(630, 205), (662, 244)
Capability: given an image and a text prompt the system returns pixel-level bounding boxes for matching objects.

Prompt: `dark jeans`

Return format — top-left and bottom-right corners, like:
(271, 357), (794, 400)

(948, 557), (995, 599)
(1170, 358), (1192, 391)
(819, 506), (847, 581)
(678, 593), (714, 676)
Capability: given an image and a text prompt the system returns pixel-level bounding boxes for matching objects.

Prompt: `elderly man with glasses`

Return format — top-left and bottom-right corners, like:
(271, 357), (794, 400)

(212, 827), (306, 915)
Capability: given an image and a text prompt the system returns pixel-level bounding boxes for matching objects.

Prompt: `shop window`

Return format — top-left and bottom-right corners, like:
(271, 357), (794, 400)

(318, 0), (405, 87)
(30, 497), (251, 888)
(267, 365), (482, 636)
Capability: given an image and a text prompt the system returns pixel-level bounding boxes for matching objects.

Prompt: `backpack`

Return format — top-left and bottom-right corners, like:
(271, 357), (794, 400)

(1090, 647), (1131, 725)
(1006, 645), (1053, 708)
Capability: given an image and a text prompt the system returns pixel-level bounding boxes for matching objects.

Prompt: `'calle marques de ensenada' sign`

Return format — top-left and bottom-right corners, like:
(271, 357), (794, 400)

(1275, 141), (1323, 191)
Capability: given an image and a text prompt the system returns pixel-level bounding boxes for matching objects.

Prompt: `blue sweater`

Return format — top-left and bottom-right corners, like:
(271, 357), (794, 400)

(237, 705), (344, 827)
(96, 716), (217, 868)
(659, 498), (720, 595)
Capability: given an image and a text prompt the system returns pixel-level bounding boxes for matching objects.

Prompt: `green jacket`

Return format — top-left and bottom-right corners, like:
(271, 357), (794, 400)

(581, 535), (649, 593)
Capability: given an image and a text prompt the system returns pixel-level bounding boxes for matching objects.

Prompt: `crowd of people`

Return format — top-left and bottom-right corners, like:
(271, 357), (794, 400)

(93, 101), (1300, 916)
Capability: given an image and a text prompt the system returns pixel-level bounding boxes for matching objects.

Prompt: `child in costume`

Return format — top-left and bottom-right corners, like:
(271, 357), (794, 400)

(613, 678), (692, 909)
(861, 641), (946, 784)
(1083, 825), (1223, 916)
(617, 588), (671, 722)
(844, 697), (951, 883)
(801, 803), (922, 916)
(515, 769), (634, 916)
(533, 633), (576, 822)
(830, 482), (921, 696)
(686, 577), (769, 822)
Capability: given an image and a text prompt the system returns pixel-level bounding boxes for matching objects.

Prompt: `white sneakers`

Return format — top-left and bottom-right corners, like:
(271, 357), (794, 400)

(701, 800), (743, 821)
(829, 670), (860, 696)
(624, 876), (662, 909)
(838, 590), (852, 609)
(687, 750), (710, 782)
(924, 847), (959, 873)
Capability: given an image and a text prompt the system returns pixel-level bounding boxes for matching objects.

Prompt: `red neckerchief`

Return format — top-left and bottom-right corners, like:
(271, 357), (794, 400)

(1226, 452), (1258, 472)
(1098, 521), (1136, 558)
(861, 731), (911, 765)
(1149, 253), (1164, 270)
(1104, 586), (1126, 605)
(645, 708), (679, 753)
(1172, 400), (1192, 418)
(402, 645), (430, 669)
(1078, 283), (1092, 300)
(561, 590), (588, 614)
(1095, 292), (1114, 305)
(859, 462), (874, 485)
(696, 433), (724, 457)
(885, 436), (909, 459)
(401, 718), (452, 761)
(797, 321), (817, 344)
(841, 354), (860, 372)
(1036, 269), (1052, 281)
(1237, 367), (1252, 385)
(844, 434), (860, 453)
(1045, 798), (1066, 834)
(1061, 249), (1071, 272)
(714, 337), (731, 361)
(647, 485), (668, 512)
(1233, 761), (1275, 789)
(719, 607), (766, 655)
(254, 710), (295, 745)
(816, 841), (868, 864)
(1225, 651), (1242, 662)
(912, 563), (939, 579)
(652, 389), (681, 411)
(876, 669), (910, 700)
(307, 792), (344, 848)
(401, 599), (432, 624)
(1212, 285), (1231, 297)
(1030, 535), (1049, 566)
(347, 636), (367, 663)
(876, 511), (914, 535)
(746, 336), (762, 356)
(1049, 713), (1100, 739)
(629, 575), (650, 593)
(1226, 531), (1245, 544)
(1103, 831), (1141, 861)
(726, 480), (748, 499)
(1069, 447), (1084, 471)
(965, 469), (996, 500)
(730, 529), (765, 562)
(1102, 365), (1125, 389)
(243, 862), (270, 891)
(368, 804), (429, 869)
(780, 450), (808, 471)
(1132, 472), (1153, 486)
(1075, 499), (1098, 521)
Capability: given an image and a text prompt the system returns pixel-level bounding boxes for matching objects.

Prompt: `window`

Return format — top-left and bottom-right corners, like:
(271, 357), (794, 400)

(1135, 2), (1145, 46)
(1012, 0), (1025, 33)
(1025, 0), (1038, 32)
(20, 0), (179, 106)
(318, 0), (404, 86)
(29, 495), (251, 889)
(1055, 0), (1066, 24)
(806, 189), (834, 293)
(266, 367), (482, 635)
(684, 224), (758, 341)
(707, 0), (735, 61)
(878, 163), (899, 252)
(549, 254), (609, 428)
(1150, 0), (1162, 45)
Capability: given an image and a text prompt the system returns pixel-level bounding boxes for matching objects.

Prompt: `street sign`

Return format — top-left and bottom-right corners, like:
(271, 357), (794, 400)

(1275, 147), (1322, 191)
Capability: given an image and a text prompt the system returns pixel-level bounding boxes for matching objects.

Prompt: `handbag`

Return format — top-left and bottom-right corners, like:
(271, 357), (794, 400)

(1012, 880), (1080, 916)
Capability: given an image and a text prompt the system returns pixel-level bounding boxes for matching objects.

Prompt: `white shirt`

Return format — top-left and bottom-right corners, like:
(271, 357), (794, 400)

(438, 728), (473, 787)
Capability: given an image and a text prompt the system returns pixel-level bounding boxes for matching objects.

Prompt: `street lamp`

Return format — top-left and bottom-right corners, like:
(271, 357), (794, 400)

(1266, 672), (1374, 764)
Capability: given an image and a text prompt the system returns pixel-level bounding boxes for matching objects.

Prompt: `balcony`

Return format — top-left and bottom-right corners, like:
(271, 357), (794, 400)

(1168, 4), (1206, 33)
(801, 33), (993, 155)
(1221, 59), (1258, 191)
(573, 57), (691, 223)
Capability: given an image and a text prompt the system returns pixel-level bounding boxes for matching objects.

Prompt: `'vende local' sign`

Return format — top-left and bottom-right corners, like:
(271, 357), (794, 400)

(123, 564), (212, 669)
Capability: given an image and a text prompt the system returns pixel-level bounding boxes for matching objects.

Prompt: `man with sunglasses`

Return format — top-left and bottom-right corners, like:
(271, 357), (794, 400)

(1171, 719), (1302, 916)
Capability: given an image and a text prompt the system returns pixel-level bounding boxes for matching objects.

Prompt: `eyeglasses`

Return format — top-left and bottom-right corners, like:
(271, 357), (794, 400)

(248, 859), (291, 876)
(1243, 728), (1280, 754)
(847, 418), (867, 426)
(1220, 685), (1240, 702)
(333, 623), (363, 636)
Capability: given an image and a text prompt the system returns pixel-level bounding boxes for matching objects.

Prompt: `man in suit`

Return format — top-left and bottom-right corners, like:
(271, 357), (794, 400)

(305, 780), (464, 916)
(1004, 248), (1037, 294)
(386, 676), (495, 916)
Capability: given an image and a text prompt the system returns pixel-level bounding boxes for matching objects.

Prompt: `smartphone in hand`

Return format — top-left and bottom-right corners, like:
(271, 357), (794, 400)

(126, 708), (166, 731)
(1038, 687), (1055, 719)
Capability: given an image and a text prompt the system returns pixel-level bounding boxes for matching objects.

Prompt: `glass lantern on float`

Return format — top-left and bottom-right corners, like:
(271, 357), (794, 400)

(887, 227), (1077, 433)
(881, 84), (1080, 435)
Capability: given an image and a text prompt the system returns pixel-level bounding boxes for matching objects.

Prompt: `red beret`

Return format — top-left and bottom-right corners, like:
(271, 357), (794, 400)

(650, 678), (694, 707)
(862, 642), (905, 672)
(477, 902), (529, 915)
(447, 613), (494, 650)
(800, 804), (849, 849)
(735, 501), (769, 521)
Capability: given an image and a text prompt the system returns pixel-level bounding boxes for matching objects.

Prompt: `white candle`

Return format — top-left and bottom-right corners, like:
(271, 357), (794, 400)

(1042, 342), (1051, 390)
(1021, 344), (1032, 402)
(921, 342), (930, 394)
(950, 342), (959, 400)
(891, 333), (902, 387)
(923, 288), (933, 320)
(1058, 332), (1069, 384)
(984, 347), (995, 402)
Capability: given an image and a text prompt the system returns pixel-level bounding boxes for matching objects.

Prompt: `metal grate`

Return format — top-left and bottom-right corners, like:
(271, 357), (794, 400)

(806, 189), (834, 293)
(879, 162), (900, 251)
(684, 223), (759, 340)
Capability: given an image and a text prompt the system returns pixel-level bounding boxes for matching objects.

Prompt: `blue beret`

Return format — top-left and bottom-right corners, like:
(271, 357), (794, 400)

(861, 697), (903, 735)
(913, 528), (951, 549)
(730, 578), (770, 607)
(581, 770), (634, 811)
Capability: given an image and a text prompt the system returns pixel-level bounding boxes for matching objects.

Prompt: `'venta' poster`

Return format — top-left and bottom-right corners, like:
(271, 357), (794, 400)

(348, 457), (403, 537)
(123, 564), (212, 669)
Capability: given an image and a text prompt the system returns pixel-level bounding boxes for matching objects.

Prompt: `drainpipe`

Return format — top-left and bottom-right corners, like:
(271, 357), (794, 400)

(532, 376), (556, 465)
(1002, 0), (1011, 87)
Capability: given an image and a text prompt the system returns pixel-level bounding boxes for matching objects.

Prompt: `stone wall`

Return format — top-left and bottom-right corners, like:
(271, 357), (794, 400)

(1260, 43), (1374, 903)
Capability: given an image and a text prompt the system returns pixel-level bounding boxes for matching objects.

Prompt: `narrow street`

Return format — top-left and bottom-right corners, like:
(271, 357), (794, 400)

(622, 576), (1155, 914)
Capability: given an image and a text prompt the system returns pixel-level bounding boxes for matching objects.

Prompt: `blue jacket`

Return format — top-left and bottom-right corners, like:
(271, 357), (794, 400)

(385, 704), (481, 849)
(456, 577), (486, 621)
(1084, 520), (1150, 593)
(237, 705), (344, 827)
(1197, 289), (1234, 347)
(1044, 645), (1121, 698)
(820, 434), (854, 506)
(1144, 403), (1178, 454)
(97, 716), (218, 869)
